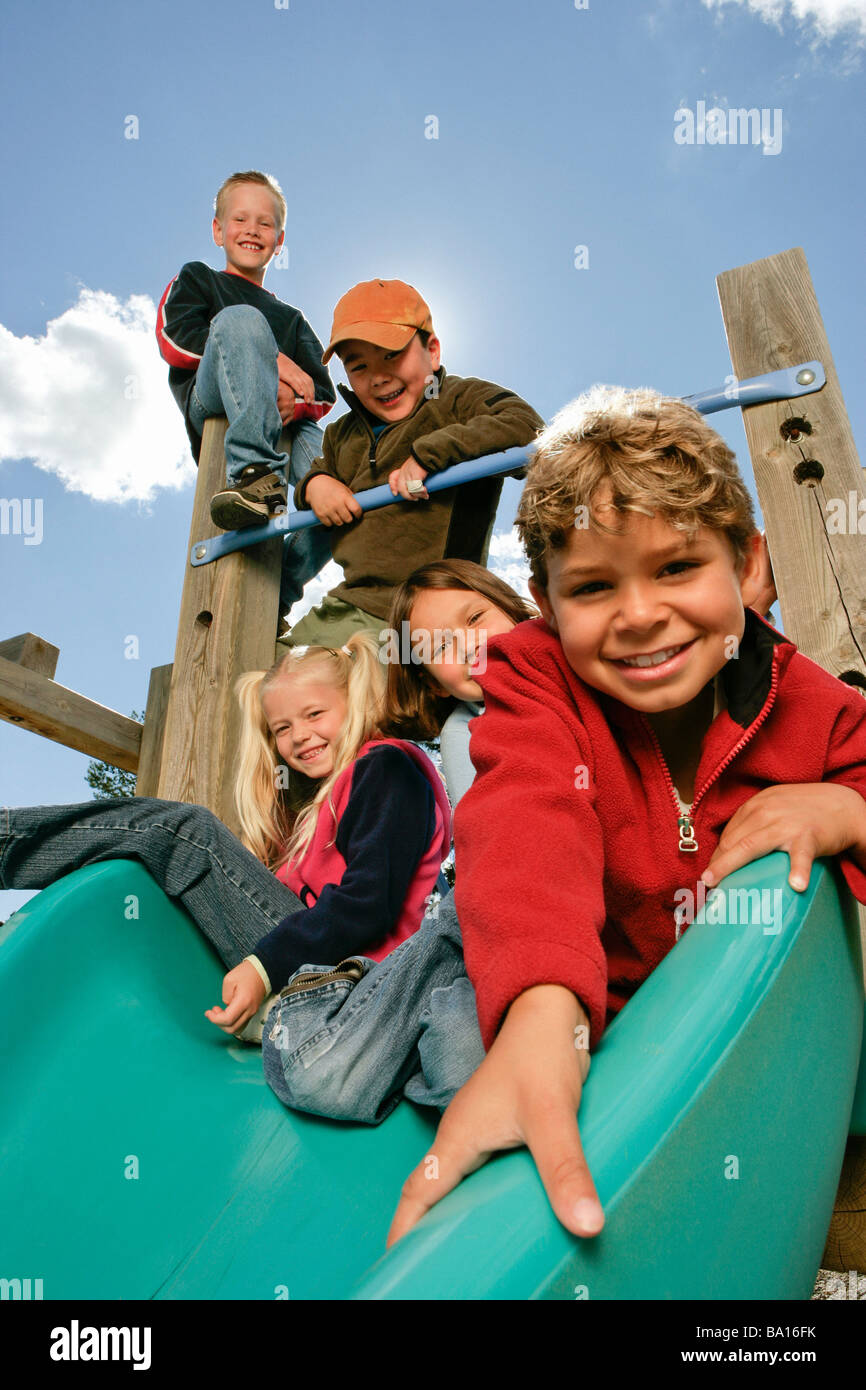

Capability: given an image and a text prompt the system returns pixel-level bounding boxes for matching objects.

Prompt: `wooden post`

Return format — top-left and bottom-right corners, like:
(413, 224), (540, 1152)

(717, 248), (865, 685)
(155, 418), (282, 834)
(718, 249), (866, 948)
(718, 250), (866, 1278)
(822, 1136), (866, 1275)
(134, 663), (173, 798)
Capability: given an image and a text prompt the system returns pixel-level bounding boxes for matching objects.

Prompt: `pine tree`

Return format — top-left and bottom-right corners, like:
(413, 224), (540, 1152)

(84, 711), (143, 799)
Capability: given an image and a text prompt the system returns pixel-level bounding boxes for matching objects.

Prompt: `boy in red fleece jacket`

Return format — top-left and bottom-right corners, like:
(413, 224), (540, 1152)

(389, 384), (866, 1246)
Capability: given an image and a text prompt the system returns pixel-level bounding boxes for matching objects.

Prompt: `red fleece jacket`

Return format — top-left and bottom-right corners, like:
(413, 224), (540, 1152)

(454, 612), (866, 1051)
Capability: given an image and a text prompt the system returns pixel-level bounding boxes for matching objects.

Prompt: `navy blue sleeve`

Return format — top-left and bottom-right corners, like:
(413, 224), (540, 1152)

(253, 747), (436, 989)
(158, 262), (215, 365)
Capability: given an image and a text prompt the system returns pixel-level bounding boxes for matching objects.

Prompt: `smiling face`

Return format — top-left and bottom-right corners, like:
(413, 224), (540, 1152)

(338, 333), (441, 422)
(529, 504), (761, 729)
(260, 673), (348, 779)
(212, 182), (284, 286)
(409, 586), (516, 701)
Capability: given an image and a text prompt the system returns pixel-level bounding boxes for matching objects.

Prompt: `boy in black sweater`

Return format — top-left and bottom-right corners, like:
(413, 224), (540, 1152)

(156, 170), (336, 607)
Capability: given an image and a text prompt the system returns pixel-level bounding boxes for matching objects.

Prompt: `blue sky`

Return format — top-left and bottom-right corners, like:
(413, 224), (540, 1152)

(1, 0), (864, 917)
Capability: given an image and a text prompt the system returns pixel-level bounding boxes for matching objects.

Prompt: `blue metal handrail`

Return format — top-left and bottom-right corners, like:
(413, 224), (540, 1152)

(190, 361), (825, 567)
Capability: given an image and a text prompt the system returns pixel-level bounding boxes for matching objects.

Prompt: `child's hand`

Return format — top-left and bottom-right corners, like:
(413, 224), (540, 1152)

(389, 458), (429, 502)
(277, 380), (297, 424)
(305, 474), (363, 526)
(387, 985), (603, 1247)
(702, 782), (866, 892)
(276, 352), (315, 405)
(205, 961), (267, 1036)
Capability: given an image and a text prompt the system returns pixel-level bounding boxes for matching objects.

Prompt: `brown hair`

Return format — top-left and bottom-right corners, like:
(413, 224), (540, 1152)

(517, 385), (757, 589)
(383, 559), (537, 740)
(214, 171), (287, 233)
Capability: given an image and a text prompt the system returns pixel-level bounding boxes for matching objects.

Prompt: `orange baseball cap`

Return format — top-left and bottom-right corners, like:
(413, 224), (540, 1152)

(322, 278), (434, 364)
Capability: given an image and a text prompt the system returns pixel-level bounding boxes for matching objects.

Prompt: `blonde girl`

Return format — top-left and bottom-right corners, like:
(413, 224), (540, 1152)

(224, 633), (451, 1042)
(1, 631), (468, 1123)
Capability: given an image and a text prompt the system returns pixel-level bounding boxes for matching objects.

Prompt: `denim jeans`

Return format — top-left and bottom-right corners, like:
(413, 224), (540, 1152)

(0, 798), (302, 966)
(188, 303), (332, 609)
(262, 891), (485, 1123)
(0, 800), (484, 1120)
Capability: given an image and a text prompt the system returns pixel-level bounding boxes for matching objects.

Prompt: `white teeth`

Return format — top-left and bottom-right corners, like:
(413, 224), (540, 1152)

(621, 645), (682, 668)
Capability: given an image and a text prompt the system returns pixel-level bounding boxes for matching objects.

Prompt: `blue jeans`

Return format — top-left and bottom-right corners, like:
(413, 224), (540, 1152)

(0, 798), (299, 966)
(0, 800), (484, 1120)
(188, 303), (332, 609)
(262, 891), (484, 1123)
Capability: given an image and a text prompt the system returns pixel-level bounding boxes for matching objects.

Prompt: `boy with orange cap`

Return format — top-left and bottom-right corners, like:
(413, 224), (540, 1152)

(279, 278), (543, 651)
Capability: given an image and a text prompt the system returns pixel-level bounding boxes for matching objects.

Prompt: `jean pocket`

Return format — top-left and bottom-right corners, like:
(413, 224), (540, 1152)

(265, 978), (360, 1103)
(268, 973), (360, 1064)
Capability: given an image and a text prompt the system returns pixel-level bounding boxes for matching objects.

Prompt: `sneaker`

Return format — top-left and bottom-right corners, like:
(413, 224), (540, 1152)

(236, 993), (280, 1046)
(210, 466), (288, 530)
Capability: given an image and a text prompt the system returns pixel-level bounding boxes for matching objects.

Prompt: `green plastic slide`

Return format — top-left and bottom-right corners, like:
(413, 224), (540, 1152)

(0, 852), (862, 1300)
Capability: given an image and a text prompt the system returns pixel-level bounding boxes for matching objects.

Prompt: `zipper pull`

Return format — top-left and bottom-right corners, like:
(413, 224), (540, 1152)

(678, 813), (698, 852)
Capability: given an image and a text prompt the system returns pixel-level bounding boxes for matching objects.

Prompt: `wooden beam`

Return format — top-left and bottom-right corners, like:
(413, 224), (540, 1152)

(0, 658), (142, 770)
(155, 418), (282, 833)
(717, 248), (866, 685)
(135, 663), (173, 797)
(0, 633), (60, 679)
(821, 1137), (866, 1273)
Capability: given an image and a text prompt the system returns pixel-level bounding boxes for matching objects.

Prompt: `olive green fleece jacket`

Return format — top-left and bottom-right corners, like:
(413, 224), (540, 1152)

(294, 367), (544, 620)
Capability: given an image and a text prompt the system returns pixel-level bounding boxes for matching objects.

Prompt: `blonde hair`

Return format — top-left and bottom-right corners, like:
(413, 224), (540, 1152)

(385, 560), (537, 740)
(214, 170), (287, 233)
(234, 632), (385, 869)
(517, 385), (757, 589)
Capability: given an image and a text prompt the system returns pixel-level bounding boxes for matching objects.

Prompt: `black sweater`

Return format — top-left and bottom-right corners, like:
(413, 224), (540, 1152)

(156, 260), (336, 459)
(253, 745), (436, 989)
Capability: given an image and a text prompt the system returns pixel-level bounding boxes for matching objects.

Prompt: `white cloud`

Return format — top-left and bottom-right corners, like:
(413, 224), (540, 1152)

(487, 528), (533, 599)
(0, 288), (193, 503)
(701, 0), (866, 42)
